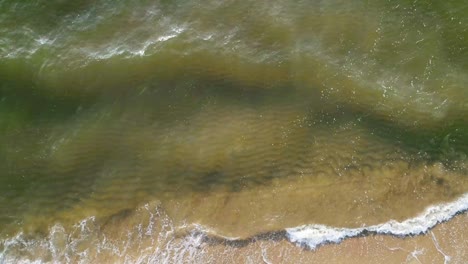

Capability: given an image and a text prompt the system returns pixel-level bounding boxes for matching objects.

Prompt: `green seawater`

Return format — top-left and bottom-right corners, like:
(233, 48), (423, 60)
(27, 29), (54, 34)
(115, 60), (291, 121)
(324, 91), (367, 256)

(0, 0), (467, 262)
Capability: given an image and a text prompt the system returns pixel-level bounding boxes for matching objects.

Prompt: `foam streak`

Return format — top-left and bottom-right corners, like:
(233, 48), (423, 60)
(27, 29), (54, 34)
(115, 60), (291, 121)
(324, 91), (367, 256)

(286, 193), (468, 249)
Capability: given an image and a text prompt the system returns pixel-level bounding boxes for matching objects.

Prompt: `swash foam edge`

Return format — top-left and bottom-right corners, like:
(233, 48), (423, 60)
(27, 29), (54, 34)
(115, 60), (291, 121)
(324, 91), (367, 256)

(286, 193), (468, 250)
(1, 193), (467, 263)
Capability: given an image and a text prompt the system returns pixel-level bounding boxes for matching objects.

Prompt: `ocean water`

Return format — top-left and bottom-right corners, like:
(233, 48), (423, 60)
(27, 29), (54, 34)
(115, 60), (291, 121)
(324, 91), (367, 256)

(0, 0), (467, 263)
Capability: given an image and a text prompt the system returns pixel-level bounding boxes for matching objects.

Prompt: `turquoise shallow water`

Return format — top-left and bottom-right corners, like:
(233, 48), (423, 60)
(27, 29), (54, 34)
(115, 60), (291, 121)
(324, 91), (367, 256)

(0, 0), (467, 262)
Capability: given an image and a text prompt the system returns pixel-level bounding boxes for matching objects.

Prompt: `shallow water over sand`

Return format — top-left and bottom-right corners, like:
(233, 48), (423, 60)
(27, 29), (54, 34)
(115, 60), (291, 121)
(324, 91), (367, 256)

(2, 199), (468, 263)
(1, 0), (467, 262)
(1, 80), (466, 262)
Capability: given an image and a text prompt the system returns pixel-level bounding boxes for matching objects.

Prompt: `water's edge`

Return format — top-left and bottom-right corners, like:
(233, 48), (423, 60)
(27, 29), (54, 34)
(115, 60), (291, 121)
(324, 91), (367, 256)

(1, 192), (467, 263)
(286, 192), (468, 250)
(166, 192), (468, 249)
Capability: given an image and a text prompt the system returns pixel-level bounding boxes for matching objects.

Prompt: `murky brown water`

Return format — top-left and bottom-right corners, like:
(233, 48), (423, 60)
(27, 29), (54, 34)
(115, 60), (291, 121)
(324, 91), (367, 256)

(1, 0), (467, 262)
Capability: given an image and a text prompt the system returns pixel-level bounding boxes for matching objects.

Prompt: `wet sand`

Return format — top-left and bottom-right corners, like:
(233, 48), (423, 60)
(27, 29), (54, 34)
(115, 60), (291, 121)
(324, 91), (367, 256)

(193, 213), (468, 264)
(81, 208), (468, 263)
(2, 197), (467, 263)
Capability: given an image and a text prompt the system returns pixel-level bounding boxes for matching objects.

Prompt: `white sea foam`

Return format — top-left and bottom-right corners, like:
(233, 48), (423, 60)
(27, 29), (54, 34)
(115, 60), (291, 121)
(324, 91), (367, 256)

(286, 193), (468, 249)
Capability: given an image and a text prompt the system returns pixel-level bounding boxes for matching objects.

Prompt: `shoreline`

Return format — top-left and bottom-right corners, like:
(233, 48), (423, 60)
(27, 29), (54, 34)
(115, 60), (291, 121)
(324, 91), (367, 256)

(1, 193), (467, 263)
(286, 192), (468, 250)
